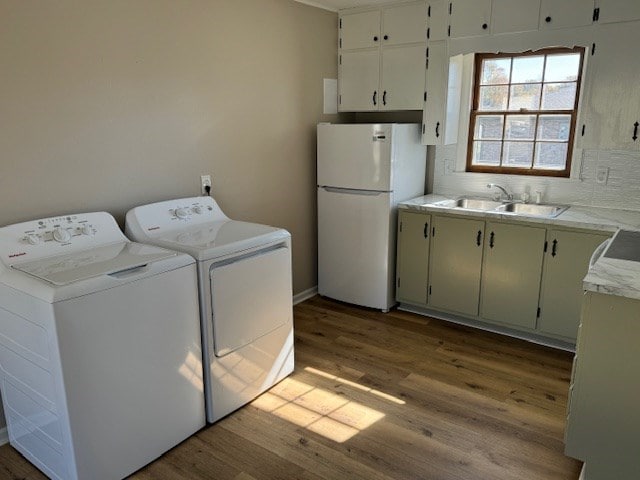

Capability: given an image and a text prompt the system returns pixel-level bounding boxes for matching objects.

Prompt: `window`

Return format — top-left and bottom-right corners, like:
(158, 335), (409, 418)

(467, 47), (585, 177)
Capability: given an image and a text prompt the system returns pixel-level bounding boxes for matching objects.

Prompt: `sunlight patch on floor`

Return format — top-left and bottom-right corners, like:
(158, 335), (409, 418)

(252, 374), (386, 443)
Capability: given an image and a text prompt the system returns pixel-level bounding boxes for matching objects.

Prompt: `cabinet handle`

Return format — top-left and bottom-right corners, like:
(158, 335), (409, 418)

(435, 122), (440, 138)
(633, 121), (639, 141)
(424, 222), (429, 239)
(384, 34), (389, 40)
(489, 231), (495, 249)
(552, 239), (558, 257)
(545, 16), (552, 23)
(373, 91), (377, 106)
(482, 23), (488, 29)
(383, 90), (387, 106)
(476, 230), (482, 246)
(374, 36), (378, 42)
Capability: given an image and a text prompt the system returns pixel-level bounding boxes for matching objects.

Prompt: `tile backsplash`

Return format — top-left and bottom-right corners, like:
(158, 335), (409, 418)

(433, 144), (640, 211)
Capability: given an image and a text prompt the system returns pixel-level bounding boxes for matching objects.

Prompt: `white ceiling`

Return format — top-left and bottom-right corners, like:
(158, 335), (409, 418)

(294, 0), (390, 12)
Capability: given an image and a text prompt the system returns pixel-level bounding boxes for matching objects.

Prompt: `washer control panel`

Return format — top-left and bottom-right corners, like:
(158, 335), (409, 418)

(0, 212), (127, 266)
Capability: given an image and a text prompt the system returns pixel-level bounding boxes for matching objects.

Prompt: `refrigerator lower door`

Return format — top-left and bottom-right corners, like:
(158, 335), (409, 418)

(318, 187), (394, 311)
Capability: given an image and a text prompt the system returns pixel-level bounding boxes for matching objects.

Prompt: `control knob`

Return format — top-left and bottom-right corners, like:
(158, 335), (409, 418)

(193, 206), (204, 214)
(26, 234), (41, 245)
(175, 208), (190, 219)
(81, 224), (93, 236)
(53, 228), (71, 243)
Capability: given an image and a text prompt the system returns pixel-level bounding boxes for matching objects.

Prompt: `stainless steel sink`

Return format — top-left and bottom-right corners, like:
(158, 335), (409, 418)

(495, 203), (569, 218)
(454, 198), (505, 210)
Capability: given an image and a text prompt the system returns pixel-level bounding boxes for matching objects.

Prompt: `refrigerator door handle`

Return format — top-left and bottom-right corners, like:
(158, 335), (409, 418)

(321, 186), (385, 196)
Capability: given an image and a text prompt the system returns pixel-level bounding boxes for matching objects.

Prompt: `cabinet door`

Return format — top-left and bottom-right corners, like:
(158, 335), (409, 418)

(382, 1), (427, 46)
(595, 0), (640, 24)
(539, 0), (594, 30)
(381, 45), (426, 111)
(423, 41), (446, 144)
(339, 50), (380, 112)
(340, 10), (381, 50)
(538, 230), (610, 340)
(579, 22), (640, 150)
(480, 222), (546, 330)
(429, 215), (484, 316)
(449, 0), (491, 38)
(396, 211), (431, 306)
(491, 0), (541, 34)
(427, 0), (448, 41)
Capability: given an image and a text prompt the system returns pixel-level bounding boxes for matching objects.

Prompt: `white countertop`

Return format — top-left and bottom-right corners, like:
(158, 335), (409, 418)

(399, 194), (640, 300)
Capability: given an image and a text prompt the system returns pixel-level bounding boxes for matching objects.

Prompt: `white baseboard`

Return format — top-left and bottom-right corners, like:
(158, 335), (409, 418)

(0, 427), (8, 446)
(293, 286), (317, 305)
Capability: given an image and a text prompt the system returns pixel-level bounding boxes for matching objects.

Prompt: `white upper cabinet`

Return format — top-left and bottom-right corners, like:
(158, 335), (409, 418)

(595, 0), (640, 24)
(427, 0), (448, 41)
(539, 0), (595, 30)
(381, 45), (426, 110)
(383, 2), (428, 45)
(340, 10), (381, 50)
(448, 0), (492, 38)
(339, 50), (380, 112)
(491, 0), (541, 35)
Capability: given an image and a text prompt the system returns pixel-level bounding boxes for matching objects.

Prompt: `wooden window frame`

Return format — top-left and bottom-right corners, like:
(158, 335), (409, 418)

(466, 47), (585, 178)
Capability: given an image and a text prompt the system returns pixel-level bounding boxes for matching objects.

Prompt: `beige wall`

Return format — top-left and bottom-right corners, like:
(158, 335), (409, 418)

(0, 0), (340, 431)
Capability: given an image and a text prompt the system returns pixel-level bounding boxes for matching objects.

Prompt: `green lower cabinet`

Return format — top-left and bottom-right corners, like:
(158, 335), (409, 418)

(538, 229), (611, 340)
(396, 210), (431, 306)
(480, 222), (546, 329)
(429, 215), (485, 316)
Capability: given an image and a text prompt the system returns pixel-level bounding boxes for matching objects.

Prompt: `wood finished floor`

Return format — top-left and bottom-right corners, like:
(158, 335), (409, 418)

(0, 295), (582, 480)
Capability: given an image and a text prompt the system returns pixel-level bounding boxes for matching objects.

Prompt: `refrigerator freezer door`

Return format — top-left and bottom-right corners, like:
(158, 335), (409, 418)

(318, 187), (394, 310)
(318, 124), (392, 191)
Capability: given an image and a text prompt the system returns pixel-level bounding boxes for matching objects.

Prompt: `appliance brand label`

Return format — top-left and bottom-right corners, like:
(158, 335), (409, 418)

(8, 252), (26, 258)
(147, 226), (160, 231)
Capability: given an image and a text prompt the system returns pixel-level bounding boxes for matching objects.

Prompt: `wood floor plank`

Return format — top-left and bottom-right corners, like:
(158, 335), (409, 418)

(0, 296), (582, 479)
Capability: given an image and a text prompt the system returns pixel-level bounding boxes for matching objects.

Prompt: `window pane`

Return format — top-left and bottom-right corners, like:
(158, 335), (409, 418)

(534, 143), (568, 169)
(472, 141), (502, 165)
(509, 84), (541, 110)
(502, 142), (533, 167)
(474, 115), (504, 140)
(481, 58), (511, 85)
(537, 115), (571, 141)
(505, 115), (536, 140)
(511, 56), (544, 83)
(542, 83), (576, 110)
(545, 54), (581, 82)
(479, 86), (508, 111)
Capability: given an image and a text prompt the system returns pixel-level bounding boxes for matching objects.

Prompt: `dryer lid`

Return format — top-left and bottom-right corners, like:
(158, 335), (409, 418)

(13, 242), (177, 286)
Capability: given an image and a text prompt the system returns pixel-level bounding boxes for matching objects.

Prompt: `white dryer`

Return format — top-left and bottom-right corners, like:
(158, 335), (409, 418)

(125, 197), (294, 423)
(0, 212), (205, 480)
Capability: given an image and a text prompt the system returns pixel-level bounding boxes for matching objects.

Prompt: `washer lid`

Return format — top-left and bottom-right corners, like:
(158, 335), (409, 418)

(156, 220), (289, 261)
(13, 241), (177, 286)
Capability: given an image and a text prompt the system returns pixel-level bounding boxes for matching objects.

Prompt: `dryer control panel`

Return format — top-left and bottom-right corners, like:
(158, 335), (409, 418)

(126, 196), (229, 238)
(0, 212), (128, 266)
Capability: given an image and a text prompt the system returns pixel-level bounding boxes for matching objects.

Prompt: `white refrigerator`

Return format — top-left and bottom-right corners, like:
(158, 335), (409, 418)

(317, 123), (427, 311)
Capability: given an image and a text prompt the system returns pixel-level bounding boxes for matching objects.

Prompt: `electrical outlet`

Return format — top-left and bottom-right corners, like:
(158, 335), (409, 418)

(200, 175), (212, 195)
(596, 166), (609, 185)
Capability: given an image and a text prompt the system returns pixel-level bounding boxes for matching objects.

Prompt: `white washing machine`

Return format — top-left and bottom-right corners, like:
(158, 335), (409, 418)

(125, 197), (294, 423)
(0, 212), (205, 480)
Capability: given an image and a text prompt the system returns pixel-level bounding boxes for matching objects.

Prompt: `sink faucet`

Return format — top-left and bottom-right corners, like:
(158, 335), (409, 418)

(487, 183), (513, 201)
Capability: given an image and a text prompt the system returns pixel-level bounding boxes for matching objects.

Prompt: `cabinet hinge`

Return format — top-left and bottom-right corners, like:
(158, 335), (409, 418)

(544, 240), (548, 253)
(428, 5), (431, 17)
(432, 226), (435, 237)
(427, 27), (430, 39)
(426, 47), (429, 58)
(581, 124), (586, 136)
(591, 43), (596, 56)
(424, 91), (427, 102)
(339, 54), (342, 65)
(422, 123), (426, 134)
(339, 38), (342, 48)
(339, 18), (342, 28)
(397, 278), (401, 289)
(448, 2), (452, 14)
(537, 307), (541, 318)
(592, 7), (600, 22)
(447, 25), (451, 37)
(429, 285), (432, 296)
(399, 221), (403, 232)
(339, 95), (341, 105)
